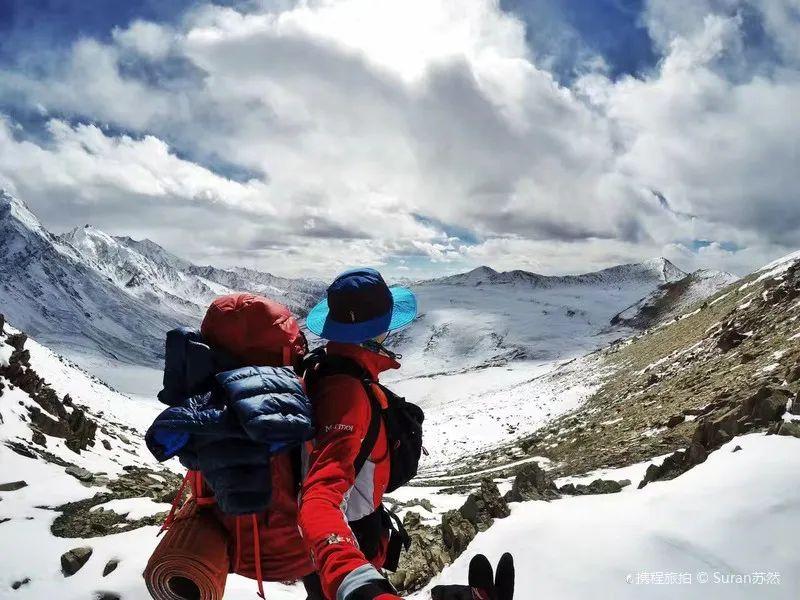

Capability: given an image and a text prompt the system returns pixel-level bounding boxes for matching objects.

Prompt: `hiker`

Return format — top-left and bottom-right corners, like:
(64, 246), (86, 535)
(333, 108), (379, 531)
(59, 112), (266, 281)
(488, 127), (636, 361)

(144, 285), (514, 600)
(298, 268), (420, 600)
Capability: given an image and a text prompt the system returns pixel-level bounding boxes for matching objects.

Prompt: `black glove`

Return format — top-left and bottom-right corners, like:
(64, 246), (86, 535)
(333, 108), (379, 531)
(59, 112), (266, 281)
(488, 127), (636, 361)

(431, 553), (514, 600)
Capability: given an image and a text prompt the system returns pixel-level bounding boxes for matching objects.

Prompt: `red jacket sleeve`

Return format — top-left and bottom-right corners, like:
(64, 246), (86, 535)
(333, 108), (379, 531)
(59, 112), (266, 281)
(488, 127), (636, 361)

(299, 376), (378, 599)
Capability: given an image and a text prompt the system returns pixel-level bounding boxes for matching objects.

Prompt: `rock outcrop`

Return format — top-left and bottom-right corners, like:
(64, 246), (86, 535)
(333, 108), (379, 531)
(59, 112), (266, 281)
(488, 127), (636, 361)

(504, 461), (560, 502)
(460, 479), (510, 530)
(0, 333), (98, 453)
(560, 478), (630, 495)
(639, 386), (790, 488)
(390, 478), (512, 594)
(0, 480), (28, 491)
(61, 546), (93, 576)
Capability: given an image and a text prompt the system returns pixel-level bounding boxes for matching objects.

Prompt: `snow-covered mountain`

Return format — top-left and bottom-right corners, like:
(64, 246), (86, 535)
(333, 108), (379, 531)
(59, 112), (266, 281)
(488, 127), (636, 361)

(57, 226), (218, 324)
(0, 190), (325, 387)
(390, 257), (690, 377)
(0, 191), (185, 370)
(428, 257), (687, 288)
(57, 225), (324, 324)
(611, 268), (739, 329)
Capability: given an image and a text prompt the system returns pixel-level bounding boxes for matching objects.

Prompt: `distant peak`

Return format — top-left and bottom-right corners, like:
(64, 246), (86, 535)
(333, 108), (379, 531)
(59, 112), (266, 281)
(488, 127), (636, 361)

(469, 265), (498, 275)
(1, 188), (24, 209)
(0, 189), (50, 239)
(62, 223), (114, 244)
(638, 257), (687, 282)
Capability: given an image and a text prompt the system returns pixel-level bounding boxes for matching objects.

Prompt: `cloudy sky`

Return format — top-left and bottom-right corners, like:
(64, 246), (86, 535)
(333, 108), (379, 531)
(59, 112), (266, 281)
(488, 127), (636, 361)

(0, 0), (798, 279)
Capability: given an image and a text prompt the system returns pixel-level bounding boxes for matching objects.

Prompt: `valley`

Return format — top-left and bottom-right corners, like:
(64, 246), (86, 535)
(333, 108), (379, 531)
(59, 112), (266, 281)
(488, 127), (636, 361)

(1, 190), (798, 599)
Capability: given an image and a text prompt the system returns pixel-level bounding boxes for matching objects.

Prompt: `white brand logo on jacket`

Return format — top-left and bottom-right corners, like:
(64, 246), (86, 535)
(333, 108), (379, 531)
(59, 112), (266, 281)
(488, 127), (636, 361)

(322, 423), (355, 433)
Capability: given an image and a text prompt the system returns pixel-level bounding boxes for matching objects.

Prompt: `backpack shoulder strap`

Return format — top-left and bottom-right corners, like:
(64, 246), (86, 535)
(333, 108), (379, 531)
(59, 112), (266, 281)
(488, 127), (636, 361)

(353, 381), (382, 476)
(303, 349), (384, 476)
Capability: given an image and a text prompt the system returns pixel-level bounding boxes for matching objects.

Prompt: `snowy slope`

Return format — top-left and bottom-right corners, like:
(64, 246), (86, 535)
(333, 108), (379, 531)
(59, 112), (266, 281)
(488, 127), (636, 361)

(413, 433), (800, 599)
(612, 268), (739, 329)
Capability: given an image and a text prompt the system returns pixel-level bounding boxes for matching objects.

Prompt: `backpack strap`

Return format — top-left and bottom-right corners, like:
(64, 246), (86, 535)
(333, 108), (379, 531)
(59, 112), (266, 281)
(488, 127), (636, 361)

(380, 505), (411, 572)
(303, 349), (384, 477)
(353, 382), (382, 476)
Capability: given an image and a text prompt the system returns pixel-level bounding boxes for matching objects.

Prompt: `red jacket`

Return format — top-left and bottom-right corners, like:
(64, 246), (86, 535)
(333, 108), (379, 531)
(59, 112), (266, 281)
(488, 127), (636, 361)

(298, 342), (401, 600)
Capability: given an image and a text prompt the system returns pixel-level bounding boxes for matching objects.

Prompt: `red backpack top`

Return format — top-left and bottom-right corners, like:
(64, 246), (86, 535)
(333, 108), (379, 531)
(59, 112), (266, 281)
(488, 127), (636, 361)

(201, 293), (307, 368)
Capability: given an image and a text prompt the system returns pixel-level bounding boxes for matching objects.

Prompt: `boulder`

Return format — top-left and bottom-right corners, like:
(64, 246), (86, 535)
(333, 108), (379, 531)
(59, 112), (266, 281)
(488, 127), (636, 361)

(665, 414), (685, 428)
(442, 509), (477, 558)
(686, 441), (708, 465)
(0, 480), (28, 491)
(716, 328), (746, 352)
(743, 387), (788, 424)
(31, 430), (47, 447)
(102, 559), (119, 577)
(460, 479), (510, 529)
(28, 406), (71, 438)
(560, 478), (630, 496)
(789, 393), (800, 416)
(101, 439), (112, 451)
(61, 546), (93, 576)
(65, 466), (94, 482)
(5, 332), (27, 352)
(504, 461), (560, 503)
(11, 578), (30, 590)
(692, 409), (740, 448)
(37, 385), (68, 419)
(65, 408), (97, 453)
(389, 514), (451, 593)
(777, 421), (800, 439)
(638, 444), (707, 489)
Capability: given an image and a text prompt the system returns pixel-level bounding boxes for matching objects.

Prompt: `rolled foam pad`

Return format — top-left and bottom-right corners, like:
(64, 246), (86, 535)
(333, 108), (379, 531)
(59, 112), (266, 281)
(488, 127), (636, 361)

(144, 504), (230, 600)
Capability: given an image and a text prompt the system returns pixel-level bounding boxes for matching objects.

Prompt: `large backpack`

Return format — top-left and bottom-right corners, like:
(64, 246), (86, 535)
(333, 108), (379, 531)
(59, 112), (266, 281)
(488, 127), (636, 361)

(300, 347), (426, 570)
(149, 294), (315, 596)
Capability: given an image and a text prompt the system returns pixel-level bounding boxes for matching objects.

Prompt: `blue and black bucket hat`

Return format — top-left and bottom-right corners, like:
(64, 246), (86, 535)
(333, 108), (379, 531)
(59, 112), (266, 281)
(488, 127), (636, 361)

(305, 267), (417, 343)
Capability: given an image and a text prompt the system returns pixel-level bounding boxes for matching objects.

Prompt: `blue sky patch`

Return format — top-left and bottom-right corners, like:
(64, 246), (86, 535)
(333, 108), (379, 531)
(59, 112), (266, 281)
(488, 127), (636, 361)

(500, 0), (657, 82)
